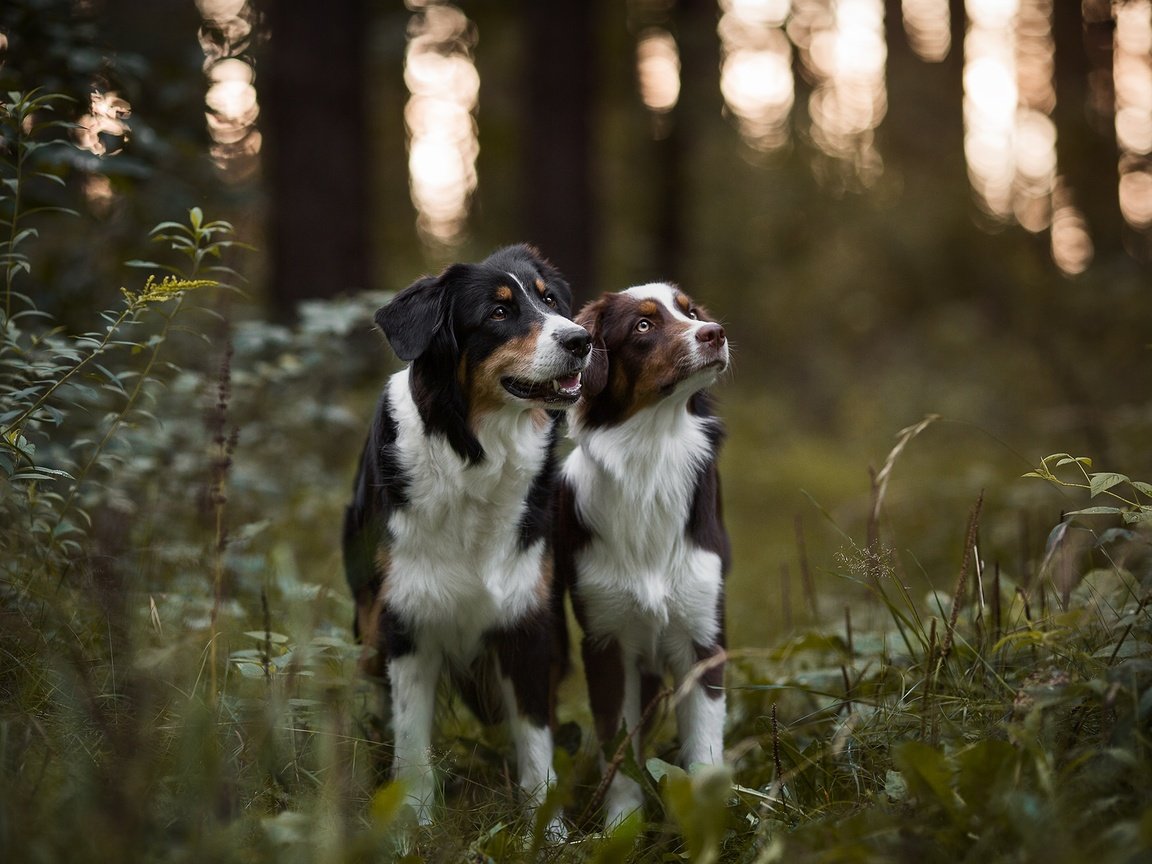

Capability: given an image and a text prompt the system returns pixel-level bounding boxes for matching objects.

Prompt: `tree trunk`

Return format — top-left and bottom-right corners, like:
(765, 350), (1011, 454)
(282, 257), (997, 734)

(519, 0), (596, 303)
(654, 0), (721, 287)
(1053, 0), (1123, 262)
(261, 0), (372, 318)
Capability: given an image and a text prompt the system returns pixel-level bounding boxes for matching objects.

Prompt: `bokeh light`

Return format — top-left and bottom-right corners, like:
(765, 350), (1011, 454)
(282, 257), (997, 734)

(197, 0), (260, 182)
(902, 0), (951, 62)
(636, 27), (681, 115)
(963, 0), (1020, 219)
(1051, 181), (1095, 274)
(404, 1), (479, 247)
(962, 0), (1087, 271)
(795, 0), (888, 184)
(718, 0), (794, 152)
(74, 91), (129, 214)
(1113, 0), (1152, 232)
(1119, 165), (1152, 228)
(74, 90), (130, 156)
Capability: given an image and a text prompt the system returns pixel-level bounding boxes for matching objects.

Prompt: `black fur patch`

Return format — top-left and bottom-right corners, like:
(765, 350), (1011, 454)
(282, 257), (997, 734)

(343, 388), (410, 600)
(491, 604), (562, 728)
(687, 409), (731, 574)
(518, 420), (562, 550)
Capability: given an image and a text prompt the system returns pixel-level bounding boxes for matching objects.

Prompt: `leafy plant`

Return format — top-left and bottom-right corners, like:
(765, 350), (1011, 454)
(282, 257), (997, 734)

(1026, 453), (1152, 525)
(1, 88), (76, 324)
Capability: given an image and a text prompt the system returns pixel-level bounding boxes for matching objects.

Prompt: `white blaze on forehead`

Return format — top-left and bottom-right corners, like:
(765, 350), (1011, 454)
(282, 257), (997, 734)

(506, 271), (537, 307)
(622, 282), (689, 319)
(502, 272), (585, 374)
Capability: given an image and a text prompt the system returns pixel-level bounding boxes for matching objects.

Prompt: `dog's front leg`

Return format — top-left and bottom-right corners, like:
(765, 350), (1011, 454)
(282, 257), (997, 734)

(497, 675), (565, 840)
(389, 648), (443, 824)
(583, 636), (645, 826)
(495, 627), (565, 838)
(670, 641), (726, 769)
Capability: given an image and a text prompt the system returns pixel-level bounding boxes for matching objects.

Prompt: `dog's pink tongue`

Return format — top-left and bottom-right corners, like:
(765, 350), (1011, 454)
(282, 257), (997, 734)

(555, 373), (581, 394)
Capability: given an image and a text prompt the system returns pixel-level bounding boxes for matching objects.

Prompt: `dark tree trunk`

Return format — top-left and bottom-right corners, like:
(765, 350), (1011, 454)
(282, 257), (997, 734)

(650, 111), (684, 287)
(519, 0), (596, 303)
(1053, 0), (1123, 262)
(654, 0), (721, 287)
(262, 0), (372, 318)
(881, 0), (966, 187)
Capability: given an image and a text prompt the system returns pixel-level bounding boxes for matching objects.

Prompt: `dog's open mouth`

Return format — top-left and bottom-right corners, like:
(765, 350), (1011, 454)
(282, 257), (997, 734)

(501, 373), (583, 405)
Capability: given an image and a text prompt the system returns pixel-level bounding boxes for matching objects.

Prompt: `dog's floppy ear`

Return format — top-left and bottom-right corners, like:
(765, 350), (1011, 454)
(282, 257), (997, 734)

(575, 299), (608, 398)
(374, 275), (445, 362)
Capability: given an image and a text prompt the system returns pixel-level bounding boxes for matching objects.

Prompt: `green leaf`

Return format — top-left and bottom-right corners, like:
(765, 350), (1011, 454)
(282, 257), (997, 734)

(1067, 506), (1124, 517)
(660, 764), (732, 864)
(244, 630), (290, 644)
(647, 757), (687, 784)
(31, 171), (67, 186)
(591, 810), (644, 864)
(954, 740), (1019, 812)
(1089, 472), (1128, 498)
(11, 468), (73, 481)
(893, 741), (961, 820)
(231, 659), (267, 678)
(368, 783), (410, 829)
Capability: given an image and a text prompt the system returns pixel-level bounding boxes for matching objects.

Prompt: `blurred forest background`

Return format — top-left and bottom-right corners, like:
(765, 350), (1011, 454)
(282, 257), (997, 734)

(4, 0), (1150, 641)
(3, 0), (1152, 860)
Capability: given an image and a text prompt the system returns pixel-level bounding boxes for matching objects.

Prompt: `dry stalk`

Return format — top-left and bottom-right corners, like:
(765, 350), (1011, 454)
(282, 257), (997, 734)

(577, 687), (672, 831)
(938, 491), (984, 666)
(794, 515), (818, 620)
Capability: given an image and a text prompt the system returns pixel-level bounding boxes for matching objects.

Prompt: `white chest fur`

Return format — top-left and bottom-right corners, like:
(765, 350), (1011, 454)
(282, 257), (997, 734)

(384, 370), (550, 656)
(564, 403), (724, 663)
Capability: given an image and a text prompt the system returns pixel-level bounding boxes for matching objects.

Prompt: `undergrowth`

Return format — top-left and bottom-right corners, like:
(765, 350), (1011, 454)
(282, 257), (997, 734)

(2, 89), (1152, 863)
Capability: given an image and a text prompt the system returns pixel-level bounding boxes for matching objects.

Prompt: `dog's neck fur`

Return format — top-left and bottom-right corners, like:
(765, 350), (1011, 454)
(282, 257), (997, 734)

(564, 392), (723, 583)
(569, 390), (718, 497)
(394, 368), (549, 500)
(384, 368), (554, 643)
(406, 359), (549, 467)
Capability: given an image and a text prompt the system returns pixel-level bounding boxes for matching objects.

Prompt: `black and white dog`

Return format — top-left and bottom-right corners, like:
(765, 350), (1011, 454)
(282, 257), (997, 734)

(343, 245), (591, 826)
(556, 283), (730, 826)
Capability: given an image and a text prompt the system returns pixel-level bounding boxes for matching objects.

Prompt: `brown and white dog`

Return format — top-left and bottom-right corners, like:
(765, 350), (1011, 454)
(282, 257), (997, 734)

(556, 283), (730, 826)
(342, 245), (591, 828)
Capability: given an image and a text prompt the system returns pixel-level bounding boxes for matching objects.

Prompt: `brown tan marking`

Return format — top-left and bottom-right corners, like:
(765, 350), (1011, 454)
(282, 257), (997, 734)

(495, 284), (513, 302)
(534, 555), (555, 604)
(462, 327), (548, 423)
(356, 547), (390, 678)
(534, 277), (546, 294)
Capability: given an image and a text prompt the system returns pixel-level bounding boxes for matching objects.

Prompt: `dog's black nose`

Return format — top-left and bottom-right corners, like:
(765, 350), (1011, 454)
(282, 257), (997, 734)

(560, 329), (592, 358)
(696, 323), (725, 345)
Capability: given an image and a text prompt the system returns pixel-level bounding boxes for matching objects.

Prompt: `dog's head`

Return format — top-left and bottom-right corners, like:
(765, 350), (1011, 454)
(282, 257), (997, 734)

(575, 283), (728, 427)
(375, 245), (591, 458)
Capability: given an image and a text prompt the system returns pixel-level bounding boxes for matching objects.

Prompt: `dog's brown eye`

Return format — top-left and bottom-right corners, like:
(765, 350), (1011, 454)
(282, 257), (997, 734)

(491, 306), (509, 320)
(543, 294), (557, 308)
(688, 308), (699, 320)
(635, 319), (652, 333)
